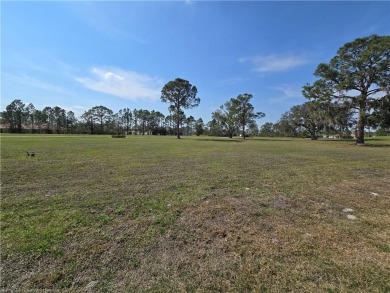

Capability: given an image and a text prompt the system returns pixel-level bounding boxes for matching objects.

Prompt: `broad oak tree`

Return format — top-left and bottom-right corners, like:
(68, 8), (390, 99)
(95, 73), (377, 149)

(161, 78), (200, 139)
(212, 98), (239, 138)
(369, 95), (390, 129)
(303, 35), (390, 144)
(212, 94), (265, 139)
(278, 101), (329, 140)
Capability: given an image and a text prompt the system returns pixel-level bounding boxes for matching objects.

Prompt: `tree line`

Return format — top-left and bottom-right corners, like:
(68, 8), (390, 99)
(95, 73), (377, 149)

(0, 93), (262, 138)
(0, 100), (205, 136)
(0, 78), (264, 138)
(1, 35), (389, 143)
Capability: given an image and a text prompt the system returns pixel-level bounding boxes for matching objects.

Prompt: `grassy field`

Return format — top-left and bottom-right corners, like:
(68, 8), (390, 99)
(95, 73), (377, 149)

(1, 134), (389, 292)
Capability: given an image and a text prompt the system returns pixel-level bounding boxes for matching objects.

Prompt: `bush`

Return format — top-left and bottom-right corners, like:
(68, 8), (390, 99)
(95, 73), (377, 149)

(375, 128), (390, 136)
(111, 135), (126, 138)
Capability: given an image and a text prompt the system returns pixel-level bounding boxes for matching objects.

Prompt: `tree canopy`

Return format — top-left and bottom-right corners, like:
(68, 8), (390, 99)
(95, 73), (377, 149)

(212, 94), (265, 139)
(212, 98), (239, 139)
(161, 78), (200, 139)
(303, 34), (390, 144)
(235, 94), (265, 139)
(4, 99), (26, 133)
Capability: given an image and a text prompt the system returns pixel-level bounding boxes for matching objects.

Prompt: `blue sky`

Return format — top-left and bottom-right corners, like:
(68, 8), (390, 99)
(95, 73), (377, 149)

(2, 1), (389, 125)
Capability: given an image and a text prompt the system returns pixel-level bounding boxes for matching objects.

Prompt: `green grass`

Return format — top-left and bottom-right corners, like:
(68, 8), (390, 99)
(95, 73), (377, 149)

(1, 134), (390, 292)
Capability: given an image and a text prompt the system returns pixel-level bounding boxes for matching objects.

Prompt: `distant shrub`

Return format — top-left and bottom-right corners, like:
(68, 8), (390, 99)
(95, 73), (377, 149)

(112, 135), (126, 138)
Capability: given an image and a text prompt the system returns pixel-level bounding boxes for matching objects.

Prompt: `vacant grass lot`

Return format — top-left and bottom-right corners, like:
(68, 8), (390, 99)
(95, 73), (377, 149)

(1, 135), (389, 292)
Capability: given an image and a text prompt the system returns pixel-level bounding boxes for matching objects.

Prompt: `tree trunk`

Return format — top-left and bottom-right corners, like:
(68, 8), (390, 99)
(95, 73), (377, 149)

(100, 118), (104, 134)
(356, 106), (366, 144)
(310, 123), (317, 140)
(242, 125), (246, 139)
(176, 119), (180, 139)
(17, 114), (22, 133)
(90, 117), (94, 134)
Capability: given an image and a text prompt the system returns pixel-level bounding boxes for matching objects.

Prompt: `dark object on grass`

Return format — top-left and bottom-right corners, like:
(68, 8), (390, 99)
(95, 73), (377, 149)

(27, 151), (35, 157)
(112, 135), (126, 138)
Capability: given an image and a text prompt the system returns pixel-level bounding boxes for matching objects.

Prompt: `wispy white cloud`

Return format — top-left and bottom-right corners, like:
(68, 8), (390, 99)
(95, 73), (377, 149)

(266, 95), (306, 106)
(239, 53), (310, 73)
(75, 67), (163, 102)
(217, 77), (244, 86)
(362, 25), (380, 35)
(60, 105), (89, 117)
(67, 3), (148, 44)
(264, 84), (306, 106)
(271, 84), (302, 98)
(4, 73), (67, 94)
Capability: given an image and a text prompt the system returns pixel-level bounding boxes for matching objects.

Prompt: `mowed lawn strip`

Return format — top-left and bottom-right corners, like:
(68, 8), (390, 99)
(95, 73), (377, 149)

(1, 135), (389, 292)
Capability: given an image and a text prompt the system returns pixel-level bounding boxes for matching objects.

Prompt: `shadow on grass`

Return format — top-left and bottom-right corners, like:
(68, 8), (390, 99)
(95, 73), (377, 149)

(319, 139), (355, 142)
(357, 144), (390, 148)
(196, 137), (315, 142)
(365, 137), (390, 141)
(320, 139), (390, 147)
(196, 138), (245, 143)
(255, 138), (299, 142)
